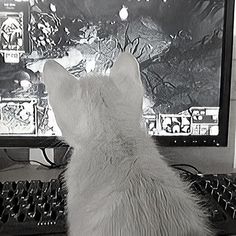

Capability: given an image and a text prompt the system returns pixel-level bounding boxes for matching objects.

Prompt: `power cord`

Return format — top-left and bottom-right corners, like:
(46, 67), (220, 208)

(170, 163), (201, 178)
(170, 163), (201, 174)
(3, 147), (71, 169)
(0, 165), (27, 173)
(40, 147), (72, 168)
(3, 149), (53, 168)
(58, 168), (67, 182)
(40, 148), (57, 167)
(171, 166), (195, 176)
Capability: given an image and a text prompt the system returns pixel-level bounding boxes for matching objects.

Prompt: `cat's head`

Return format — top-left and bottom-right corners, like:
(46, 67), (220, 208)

(43, 52), (144, 143)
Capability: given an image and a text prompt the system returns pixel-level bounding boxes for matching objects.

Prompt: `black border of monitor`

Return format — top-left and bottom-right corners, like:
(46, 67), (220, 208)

(155, 0), (235, 147)
(0, 0), (234, 148)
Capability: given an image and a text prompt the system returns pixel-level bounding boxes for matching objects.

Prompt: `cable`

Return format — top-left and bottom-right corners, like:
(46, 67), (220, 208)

(40, 147), (72, 169)
(170, 163), (201, 174)
(171, 166), (196, 176)
(0, 165), (26, 173)
(58, 168), (67, 181)
(4, 146), (71, 170)
(3, 149), (53, 168)
(40, 148), (57, 166)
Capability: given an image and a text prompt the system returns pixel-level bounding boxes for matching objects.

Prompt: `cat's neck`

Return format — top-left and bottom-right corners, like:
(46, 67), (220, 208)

(67, 112), (149, 180)
(69, 112), (144, 154)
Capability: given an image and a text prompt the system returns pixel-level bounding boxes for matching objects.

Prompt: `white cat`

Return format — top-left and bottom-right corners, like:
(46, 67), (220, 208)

(43, 53), (212, 236)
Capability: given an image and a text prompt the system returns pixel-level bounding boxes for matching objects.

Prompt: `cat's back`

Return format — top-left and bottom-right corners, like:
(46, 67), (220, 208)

(67, 133), (211, 236)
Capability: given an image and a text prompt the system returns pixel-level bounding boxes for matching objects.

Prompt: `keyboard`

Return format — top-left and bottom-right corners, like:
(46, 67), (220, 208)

(187, 173), (236, 236)
(0, 174), (236, 235)
(0, 179), (67, 235)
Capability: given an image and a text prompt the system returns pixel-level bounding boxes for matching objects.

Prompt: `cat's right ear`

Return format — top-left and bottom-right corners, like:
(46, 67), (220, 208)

(110, 52), (142, 90)
(43, 60), (79, 100)
(110, 52), (144, 110)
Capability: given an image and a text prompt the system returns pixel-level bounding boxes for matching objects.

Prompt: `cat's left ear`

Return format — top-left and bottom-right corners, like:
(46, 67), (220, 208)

(110, 52), (143, 111)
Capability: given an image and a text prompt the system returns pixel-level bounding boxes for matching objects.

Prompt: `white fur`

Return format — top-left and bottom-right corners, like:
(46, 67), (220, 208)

(43, 53), (212, 236)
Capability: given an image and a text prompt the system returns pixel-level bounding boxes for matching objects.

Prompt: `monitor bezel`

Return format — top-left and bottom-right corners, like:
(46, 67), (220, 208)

(0, 136), (66, 148)
(154, 0), (235, 147)
(0, 0), (234, 148)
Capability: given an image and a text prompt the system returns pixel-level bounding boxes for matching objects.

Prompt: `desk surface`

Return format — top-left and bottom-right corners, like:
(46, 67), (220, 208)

(0, 164), (62, 182)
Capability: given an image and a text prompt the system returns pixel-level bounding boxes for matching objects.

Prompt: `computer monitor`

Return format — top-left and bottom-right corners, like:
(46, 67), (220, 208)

(0, 0), (234, 147)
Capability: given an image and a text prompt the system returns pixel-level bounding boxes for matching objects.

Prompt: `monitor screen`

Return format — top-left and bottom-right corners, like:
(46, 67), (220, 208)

(0, 0), (234, 147)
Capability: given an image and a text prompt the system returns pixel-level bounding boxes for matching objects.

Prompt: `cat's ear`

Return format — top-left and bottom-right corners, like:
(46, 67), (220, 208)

(43, 60), (78, 100)
(43, 60), (81, 137)
(110, 52), (143, 93)
(110, 52), (143, 110)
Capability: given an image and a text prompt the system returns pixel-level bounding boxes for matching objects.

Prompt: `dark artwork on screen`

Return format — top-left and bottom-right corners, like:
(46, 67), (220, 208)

(0, 0), (225, 137)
